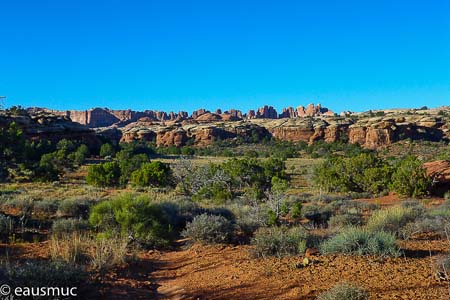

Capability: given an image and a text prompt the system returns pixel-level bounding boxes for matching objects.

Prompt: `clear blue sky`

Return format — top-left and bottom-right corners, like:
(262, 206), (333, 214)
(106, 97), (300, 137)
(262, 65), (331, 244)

(1, 0), (449, 114)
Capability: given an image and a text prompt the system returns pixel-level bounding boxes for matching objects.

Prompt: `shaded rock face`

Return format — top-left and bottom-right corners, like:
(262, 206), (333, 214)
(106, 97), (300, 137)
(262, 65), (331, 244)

(54, 108), (190, 128)
(424, 160), (450, 184)
(0, 111), (101, 148)
(423, 160), (450, 195)
(156, 129), (188, 147)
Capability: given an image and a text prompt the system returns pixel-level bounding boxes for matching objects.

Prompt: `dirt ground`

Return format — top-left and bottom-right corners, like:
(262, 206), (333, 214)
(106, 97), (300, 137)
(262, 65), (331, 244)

(148, 241), (450, 300)
(2, 230), (450, 300)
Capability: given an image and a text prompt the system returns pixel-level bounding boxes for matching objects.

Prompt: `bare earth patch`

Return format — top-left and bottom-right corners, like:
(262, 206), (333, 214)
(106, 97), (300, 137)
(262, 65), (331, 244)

(148, 242), (449, 300)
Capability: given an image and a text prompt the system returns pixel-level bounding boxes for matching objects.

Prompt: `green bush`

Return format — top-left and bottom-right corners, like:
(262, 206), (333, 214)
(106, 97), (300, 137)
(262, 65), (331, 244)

(317, 282), (368, 300)
(68, 144), (90, 166)
(366, 206), (417, 237)
(117, 153), (149, 185)
(312, 153), (391, 194)
(89, 194), (174, 248)
(86, 161), (121, 187)
(193, 182), (232, 203)
(182, 214), (234, 244)
(130, 161), (171, 187)
(99, 143), (115, 158)
(290, 202), (302, 219)
(389, 156), (430, 197)
(251, 226), (313, 258)
(35, 153), (60, 182)
(320, 227), (399, 257)
(52, 218), (89, 237)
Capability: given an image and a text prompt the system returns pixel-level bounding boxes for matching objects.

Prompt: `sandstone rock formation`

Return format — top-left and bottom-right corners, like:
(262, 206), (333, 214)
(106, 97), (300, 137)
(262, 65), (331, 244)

(424, 160), (450, 184)
(0, 111), (100, 147)
(22, 105), (450, 150)
(423, 160), (450, 195)
(40, 103), (334, 128)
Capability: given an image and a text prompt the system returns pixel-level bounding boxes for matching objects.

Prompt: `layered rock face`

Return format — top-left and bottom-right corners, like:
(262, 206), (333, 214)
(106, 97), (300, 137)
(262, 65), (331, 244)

(423, 160), (450, 195)
(24, 106), (450, 149)
(112, 113), (449, 149)
(0, 111), (100, 147)
(44, 103), (333, 128)
(424, 160), (450, 184)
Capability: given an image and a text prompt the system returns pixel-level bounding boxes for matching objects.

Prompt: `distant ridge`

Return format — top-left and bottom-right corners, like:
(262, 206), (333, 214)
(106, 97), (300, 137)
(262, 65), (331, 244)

(29, 103), (334, 128)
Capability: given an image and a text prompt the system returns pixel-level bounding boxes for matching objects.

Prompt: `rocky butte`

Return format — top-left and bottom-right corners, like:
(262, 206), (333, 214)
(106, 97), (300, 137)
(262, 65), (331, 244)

(19, 104), (450, 149)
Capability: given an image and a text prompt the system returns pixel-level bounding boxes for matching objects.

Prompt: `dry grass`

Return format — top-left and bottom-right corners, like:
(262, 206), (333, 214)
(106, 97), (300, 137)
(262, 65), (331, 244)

(50, 232), (130, 273)
(50, 232), (86, 264)
(89, 236), (129, 273)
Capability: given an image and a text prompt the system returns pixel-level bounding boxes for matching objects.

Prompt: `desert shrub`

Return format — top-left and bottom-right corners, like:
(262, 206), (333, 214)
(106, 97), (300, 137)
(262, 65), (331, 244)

(310, 194), (347, 203)
(2, 260), (88, 290)
(89, 194), (174, 248)
(317, 282), (368, 300)
(157, 198), (202, 231)
(68, 144), (90, 166)
(312, 153), (391, 194)
(427, 200), (450, 220)
(117, 153), (149, 185)
(0, 214), (14, 237)
(320, 227), (400, 257)
(3, 196), (33, 214)
(130, 161), (172, 187)
(400, 199), (425, 216)
(236, 210), (266, 236)
(251, 226), (313, 258)
(302, 204), (332, 227)
(366, 206), (417, 237)
(389, 156), (430, 197)
(52, 218), (89, 237)
(56, 198), (92, 218)
(193, 182), (233, 203)
(401, 216), (450, 239)
(99, 143), (115, 158)
(35, 153), (61, 182)
(33, 199), (59, 217)
(222, 157), (286, 198)
(226, 201), (268, 236)
(328, 213), (363, 229)
(182, 214), (234, 244)
(290, 202), (302, 219)
(436, 255), (450, 281)
(326, 200), (378, 216)
(86, 161), (121, 187)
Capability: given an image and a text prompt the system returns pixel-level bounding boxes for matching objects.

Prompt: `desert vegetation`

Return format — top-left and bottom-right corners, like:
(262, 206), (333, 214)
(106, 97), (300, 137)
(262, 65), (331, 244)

(1, 109), (450, 299)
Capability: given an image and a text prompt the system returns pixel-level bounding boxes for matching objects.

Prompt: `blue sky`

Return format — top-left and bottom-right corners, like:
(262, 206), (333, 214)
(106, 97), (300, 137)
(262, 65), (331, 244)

(1, 0), (449, 114)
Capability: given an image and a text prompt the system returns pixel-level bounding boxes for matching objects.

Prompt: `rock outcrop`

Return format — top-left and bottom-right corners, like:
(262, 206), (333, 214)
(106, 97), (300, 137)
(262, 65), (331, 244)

(41, 103), (334, 128)
(424, 160), (450, 184)
(0, 111), (100, 147)
(423, 160), (450, 195)
(22, 105), (450, 150)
